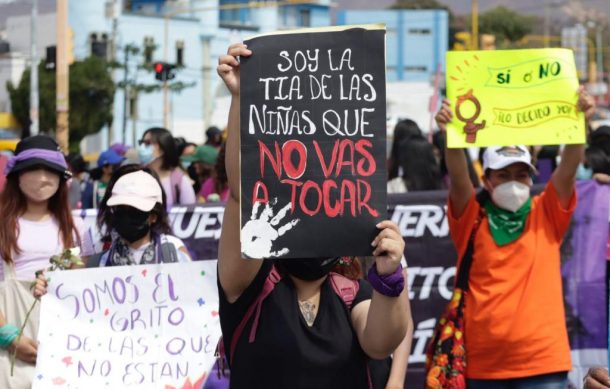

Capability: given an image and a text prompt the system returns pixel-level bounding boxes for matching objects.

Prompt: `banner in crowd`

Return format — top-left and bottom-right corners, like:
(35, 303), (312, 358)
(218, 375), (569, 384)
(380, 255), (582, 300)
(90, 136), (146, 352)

(72, 180), (609, 388)
(239, 25), (387, 258)
(446, 48), (584, 148)
(560, 180), (610, 384)
(34, 261), (221, 389)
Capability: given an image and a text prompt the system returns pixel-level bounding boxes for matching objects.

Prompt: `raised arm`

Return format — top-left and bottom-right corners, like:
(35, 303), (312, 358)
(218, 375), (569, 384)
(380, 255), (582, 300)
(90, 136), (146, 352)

(217, 43), (264, 303)
(435, 100), (473, 218)
(351, 221), (409, 359)
(551, 87), (595, 208)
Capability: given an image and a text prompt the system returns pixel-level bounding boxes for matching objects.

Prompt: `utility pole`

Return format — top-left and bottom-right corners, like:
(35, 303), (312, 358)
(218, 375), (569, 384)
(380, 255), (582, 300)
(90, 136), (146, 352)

(544, 0), (550, 47)
(122, 45), (130, 144)
(56, 0), (69, 152)
(29, 0), (39, 136)
(596, 26), (604, 84)
(471, 0), (479, 50)
(163, 17), (169, 129)
(108, 0), (119, 146)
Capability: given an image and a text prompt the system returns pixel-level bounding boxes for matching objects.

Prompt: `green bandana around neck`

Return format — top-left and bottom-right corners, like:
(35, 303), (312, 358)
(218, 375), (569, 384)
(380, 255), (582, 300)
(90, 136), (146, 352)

(484, 198), (532, 246)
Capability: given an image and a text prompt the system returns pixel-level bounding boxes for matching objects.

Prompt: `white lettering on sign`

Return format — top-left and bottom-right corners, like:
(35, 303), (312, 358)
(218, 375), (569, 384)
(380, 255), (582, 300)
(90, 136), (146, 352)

(170, 207), (224, 240)
(407, 266), (456, 301)
(390, 205), (449, 237)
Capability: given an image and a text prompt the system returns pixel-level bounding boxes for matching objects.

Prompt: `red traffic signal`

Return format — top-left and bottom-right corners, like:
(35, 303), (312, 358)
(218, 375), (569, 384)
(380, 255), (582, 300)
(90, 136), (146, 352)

(153, 62), (176, 82)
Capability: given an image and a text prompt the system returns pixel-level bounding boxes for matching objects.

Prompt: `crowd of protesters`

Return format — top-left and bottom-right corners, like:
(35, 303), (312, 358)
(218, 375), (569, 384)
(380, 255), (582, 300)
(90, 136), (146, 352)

(1, 43), (610, 389)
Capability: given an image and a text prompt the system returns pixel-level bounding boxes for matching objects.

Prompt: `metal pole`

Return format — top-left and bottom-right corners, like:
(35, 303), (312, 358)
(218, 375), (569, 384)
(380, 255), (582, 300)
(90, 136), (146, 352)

(163, 16), (169, 129)
(29, 0), (39, 136)
(109, 0), (118, 146)
(122, 45), (129, 144)
(544, 0), (550, 48)
(56, 0), (69, 152)
(471, 0), (478, 50)
(202, 38), (211, 129)
(597, 26), (604, 83)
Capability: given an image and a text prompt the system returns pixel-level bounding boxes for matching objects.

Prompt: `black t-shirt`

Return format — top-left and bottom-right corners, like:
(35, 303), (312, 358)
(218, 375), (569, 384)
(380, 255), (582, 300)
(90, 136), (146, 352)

(219, 260), (373, 389)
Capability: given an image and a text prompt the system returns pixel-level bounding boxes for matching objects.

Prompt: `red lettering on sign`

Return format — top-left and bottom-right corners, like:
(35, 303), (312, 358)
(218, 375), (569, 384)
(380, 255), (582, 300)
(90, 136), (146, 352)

(252, 181), (269, 205)
(259, 141), (282, 178)
(355, 139), (376, 177)
(282, 140), (307, 179)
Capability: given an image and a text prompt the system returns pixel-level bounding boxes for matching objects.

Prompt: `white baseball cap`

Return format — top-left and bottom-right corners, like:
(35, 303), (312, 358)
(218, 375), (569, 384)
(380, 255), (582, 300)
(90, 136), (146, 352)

(106, 171), (163, 211)
(483, 146), (537, 173)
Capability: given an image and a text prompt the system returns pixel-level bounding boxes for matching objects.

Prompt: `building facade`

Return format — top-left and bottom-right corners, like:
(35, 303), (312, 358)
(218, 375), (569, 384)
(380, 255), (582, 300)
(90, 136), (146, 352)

(336, 9), (449, 83)
(71, 0), (331, 149)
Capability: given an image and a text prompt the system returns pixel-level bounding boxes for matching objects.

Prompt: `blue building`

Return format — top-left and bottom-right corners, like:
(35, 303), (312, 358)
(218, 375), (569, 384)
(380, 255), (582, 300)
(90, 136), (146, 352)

(69, 0), (331, 149)
(336, 9), (448, 82)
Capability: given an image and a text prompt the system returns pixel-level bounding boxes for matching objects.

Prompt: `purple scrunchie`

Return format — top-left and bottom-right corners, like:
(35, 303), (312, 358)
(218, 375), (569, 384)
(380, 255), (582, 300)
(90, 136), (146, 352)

(367, 263), (404, 297)
(4, 149), (68, 175)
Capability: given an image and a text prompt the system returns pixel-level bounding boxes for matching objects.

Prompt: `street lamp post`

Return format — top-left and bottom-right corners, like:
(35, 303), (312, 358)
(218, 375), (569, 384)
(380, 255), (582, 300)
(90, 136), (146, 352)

(471, 0), (478, 50)
(56, 0), (69, 152)
(596, 26), (604, 83)
(30, 0), (39, 136)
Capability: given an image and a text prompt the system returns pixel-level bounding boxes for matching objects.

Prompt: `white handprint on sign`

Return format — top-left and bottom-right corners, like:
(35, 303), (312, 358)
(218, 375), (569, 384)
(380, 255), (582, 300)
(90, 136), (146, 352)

(241, 200), (300, 259)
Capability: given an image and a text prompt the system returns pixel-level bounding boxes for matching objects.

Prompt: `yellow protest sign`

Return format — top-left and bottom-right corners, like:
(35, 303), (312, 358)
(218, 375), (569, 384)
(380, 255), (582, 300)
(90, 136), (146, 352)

(446, 49), (585, 148)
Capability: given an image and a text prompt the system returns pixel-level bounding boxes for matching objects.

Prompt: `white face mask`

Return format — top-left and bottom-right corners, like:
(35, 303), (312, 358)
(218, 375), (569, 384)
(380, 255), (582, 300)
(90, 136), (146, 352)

(138, 144), (154, 165)
(491, 181), (531, 212)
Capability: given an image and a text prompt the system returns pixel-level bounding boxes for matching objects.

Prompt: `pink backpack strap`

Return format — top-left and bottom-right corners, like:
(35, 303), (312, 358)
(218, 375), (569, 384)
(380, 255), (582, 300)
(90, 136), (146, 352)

(328, 273), (372, 389)
(228, 264), (282, 364)
(328, 272), (359, 310)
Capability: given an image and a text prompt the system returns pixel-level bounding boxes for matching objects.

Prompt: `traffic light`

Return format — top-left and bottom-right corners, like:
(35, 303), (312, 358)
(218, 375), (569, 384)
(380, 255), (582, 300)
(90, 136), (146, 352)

(154, 62), (176, 82)
(45, 45), (56, 71)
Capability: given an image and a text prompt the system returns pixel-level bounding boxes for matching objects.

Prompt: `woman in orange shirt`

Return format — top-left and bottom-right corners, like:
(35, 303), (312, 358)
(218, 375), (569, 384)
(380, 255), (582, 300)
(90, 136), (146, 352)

(434, 88), (594, 388)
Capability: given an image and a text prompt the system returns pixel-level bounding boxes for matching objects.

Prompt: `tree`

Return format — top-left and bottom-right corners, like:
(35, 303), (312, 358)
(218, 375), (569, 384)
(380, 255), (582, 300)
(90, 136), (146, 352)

(7, 56), (115, 150)
(390, 0), (449, 10)
(479, 6), (535, 46)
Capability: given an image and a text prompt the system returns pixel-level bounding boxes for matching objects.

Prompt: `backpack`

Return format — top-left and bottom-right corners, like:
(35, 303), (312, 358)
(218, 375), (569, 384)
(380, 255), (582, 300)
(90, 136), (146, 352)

(215, 265), (372, 387)
(424, 211), (484, 389)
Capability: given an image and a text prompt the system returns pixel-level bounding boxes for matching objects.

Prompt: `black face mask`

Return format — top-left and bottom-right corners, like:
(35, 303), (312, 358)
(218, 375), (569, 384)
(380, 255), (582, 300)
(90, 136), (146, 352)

(275, 257), (340, 281)
(112, 207), (151, 243)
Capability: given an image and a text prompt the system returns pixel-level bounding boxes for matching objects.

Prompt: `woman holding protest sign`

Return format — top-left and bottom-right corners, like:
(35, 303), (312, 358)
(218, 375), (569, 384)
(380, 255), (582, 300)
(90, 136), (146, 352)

(215, 43), (409, 389)
(430, 88), (594, 388)
(0, 135), (85, 388)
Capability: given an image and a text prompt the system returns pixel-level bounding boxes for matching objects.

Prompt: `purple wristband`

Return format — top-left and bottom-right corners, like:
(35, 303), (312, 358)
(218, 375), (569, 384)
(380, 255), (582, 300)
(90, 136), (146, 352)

(367, 263), (404, 297)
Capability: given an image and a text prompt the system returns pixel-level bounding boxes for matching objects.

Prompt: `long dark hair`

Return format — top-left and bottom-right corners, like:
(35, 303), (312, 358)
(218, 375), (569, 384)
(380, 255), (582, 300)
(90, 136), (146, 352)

(0, 171), (80, 263)
(586, 145), (610, 175)
(143, 127), (180, 171)
(397, 137), (443, 191)
(389, 119), (424, 180)
(97, 164), (171, 244)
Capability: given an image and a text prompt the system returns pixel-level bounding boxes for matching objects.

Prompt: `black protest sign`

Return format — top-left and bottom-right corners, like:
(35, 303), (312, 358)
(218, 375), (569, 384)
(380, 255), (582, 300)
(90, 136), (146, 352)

(239, 26), (387, 259)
